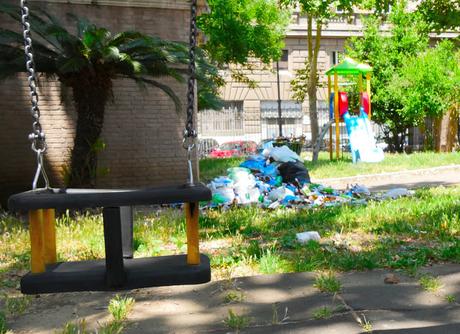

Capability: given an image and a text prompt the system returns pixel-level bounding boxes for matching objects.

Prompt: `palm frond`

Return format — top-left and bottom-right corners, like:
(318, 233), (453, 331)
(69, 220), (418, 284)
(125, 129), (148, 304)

(137, 77), (182, 113)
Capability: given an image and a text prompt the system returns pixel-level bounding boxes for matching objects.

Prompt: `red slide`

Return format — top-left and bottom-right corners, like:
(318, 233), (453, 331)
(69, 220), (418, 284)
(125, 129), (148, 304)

(338, 91), (348, 118)
(361, 92), (370, 115)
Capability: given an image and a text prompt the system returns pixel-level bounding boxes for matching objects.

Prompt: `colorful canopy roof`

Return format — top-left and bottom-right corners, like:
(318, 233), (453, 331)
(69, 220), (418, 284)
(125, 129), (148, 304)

(325, 57), (372, 76)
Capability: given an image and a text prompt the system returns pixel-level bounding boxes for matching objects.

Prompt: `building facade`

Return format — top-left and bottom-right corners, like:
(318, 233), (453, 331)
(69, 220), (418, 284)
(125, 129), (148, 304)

(198, 10), (458, 147)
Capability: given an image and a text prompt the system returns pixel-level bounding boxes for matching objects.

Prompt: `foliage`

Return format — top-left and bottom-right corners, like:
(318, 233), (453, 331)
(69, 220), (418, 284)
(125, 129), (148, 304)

(346, 2), (430, 151)
(283, 0), (362, 161)
(312, 306), (333, 320)
(417, 0), (460, 32)
(419, 275), (443, 292)
(0, 4), (221, 186)
(314, 272), (342, 293)
(223, 309), (251, 331)
(387, 40), (460, 127)
(198, 0), (290, 66)
(108, 295), (135, 322)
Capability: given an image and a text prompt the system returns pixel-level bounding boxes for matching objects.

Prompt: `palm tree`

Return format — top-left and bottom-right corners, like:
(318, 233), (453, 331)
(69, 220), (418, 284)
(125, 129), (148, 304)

(0, 4), (220, 187)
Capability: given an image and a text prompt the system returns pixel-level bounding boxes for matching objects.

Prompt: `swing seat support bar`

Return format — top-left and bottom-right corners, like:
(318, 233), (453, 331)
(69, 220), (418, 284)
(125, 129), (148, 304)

(9, 184), (212, 294)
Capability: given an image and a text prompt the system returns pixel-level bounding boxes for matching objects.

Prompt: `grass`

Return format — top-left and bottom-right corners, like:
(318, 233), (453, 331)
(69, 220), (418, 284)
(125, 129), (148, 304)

(199, 151), (460, 181)
(223, 309), (250, 332)
(445, 295), (456, 303)
(0, 311), (7, 334)
(314, 272), (341, 294)
(1, 186), (460, 292)
(58, 295), (134, 334)
(312, 306), (333, 320)
(419, 275), (443, 293)
(108, 295), (135, 322)
(224, 290), (245, 304)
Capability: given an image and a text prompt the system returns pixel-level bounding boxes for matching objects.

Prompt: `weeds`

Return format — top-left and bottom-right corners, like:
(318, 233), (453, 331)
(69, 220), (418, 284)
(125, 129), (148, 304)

(445, 295), (456, 303)
(59, 319), (88, 334)
(108, 295), (135, 322)
(224, 290), (245, 304)
(314, 272), (341, 294)
(312, 306), (333, 320)
(223, 309), (250, 332)
(0, 311), (7, 334)
(4, 295), (31, 316)
(419, 275), (443, 293)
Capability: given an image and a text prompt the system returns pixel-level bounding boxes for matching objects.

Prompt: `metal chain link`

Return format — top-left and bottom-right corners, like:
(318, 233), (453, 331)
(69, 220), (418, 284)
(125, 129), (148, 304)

(20, 0), (50, 189)
(183, 0), (198, 185)
(184, 0), (197, 140)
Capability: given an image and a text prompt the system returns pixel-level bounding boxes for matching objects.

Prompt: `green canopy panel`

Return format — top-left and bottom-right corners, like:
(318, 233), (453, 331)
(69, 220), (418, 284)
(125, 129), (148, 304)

(326, 57), (372, 76)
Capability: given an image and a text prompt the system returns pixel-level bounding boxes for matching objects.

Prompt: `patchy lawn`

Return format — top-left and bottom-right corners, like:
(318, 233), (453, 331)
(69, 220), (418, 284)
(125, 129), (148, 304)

(1, 186), (460, 292)
(200, 151), (460, 182)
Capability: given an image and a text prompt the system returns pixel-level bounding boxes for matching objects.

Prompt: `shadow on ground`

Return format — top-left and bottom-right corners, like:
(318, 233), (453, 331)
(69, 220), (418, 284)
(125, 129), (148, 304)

(7, 264), (460, 333)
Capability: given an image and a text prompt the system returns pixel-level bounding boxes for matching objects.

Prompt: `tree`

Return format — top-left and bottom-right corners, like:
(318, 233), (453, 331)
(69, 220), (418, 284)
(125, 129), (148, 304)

(0, 5), (218, 187)
(388, 40), (460, 150)
(282, 0), (359, 161)
(417, 0), (460, 32)
(198, 0), (290, 67)
(345, 2), (429, 151)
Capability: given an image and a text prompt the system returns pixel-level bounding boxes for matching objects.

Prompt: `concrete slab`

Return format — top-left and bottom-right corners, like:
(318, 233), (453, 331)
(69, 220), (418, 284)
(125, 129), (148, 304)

(8, 266), (460, 333)
(339, 269), (447, 310)
(362, 307), (460, 333)
(418, 264), (460, 302)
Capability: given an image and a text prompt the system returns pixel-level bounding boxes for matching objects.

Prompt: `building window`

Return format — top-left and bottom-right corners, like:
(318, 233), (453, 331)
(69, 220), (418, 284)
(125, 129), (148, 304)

(331, 51), (342, 66)
(274, 49), (289, 70)
(260, 101), (303, 138)
(198, 101), (244, 136)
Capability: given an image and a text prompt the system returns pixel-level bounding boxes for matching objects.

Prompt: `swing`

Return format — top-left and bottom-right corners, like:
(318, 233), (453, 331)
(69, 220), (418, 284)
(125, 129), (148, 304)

(8, 0), (212, 294)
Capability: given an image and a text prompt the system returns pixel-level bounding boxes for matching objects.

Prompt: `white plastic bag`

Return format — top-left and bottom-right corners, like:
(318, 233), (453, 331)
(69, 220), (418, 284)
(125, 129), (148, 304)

(263, 145), (303, 163)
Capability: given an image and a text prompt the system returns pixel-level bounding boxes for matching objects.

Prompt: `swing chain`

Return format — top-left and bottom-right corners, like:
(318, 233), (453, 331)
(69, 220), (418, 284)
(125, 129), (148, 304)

(20, 0), (50, 190)
(183, 0), (198, 185)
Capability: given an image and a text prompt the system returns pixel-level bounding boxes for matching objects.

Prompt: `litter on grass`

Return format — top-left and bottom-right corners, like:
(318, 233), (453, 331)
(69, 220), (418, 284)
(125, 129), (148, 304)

(205, 145), (413, 210)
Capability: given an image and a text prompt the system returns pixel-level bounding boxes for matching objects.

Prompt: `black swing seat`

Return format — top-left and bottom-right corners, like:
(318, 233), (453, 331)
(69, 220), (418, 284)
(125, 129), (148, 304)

(8, 183), (212, 294)
(8, 183), (211, 210)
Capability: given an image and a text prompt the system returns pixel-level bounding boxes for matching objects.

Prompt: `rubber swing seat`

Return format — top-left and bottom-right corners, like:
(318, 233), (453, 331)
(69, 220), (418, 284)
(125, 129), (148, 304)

(8, 183), (211, 210)
(8, 183), (212, 294)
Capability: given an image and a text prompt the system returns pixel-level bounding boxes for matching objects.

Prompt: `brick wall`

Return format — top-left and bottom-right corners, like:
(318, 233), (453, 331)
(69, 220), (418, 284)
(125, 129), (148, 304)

(0, 1), (197, 207)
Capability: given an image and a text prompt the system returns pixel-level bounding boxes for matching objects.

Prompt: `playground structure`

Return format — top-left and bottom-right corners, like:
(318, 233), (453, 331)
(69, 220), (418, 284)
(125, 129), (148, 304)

(326, 58), (384, 163)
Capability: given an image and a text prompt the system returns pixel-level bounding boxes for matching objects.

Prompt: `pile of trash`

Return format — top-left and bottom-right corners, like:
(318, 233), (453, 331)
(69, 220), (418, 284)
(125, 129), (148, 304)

(206, 145), (413, 209)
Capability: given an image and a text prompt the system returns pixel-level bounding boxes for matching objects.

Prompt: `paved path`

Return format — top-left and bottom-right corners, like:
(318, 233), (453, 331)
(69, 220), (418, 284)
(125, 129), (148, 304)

(8, 264), (460, 333)
(316, 165), (460, 191)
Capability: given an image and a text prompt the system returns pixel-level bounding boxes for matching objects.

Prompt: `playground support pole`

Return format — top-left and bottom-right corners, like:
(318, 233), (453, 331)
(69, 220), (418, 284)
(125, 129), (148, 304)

(334, 73), (339, 159)
(366, 73), (372, 119)
(358, 74), (363, 94)
(328, 75), (332, 160)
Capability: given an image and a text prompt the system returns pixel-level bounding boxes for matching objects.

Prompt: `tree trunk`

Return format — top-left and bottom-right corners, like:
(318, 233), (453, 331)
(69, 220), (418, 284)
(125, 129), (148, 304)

(67, 73), (111, 188)
(310, 21), (322, 162)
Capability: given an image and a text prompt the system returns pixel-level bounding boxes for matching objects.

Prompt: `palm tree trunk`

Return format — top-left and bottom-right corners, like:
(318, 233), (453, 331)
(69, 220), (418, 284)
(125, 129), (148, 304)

(68, 74), (111, 188)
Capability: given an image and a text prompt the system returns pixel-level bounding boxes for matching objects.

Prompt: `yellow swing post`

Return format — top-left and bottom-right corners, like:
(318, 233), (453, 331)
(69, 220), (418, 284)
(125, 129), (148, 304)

(29, 208), (57, 273)
(334, 72), (340, 159)
(328, 75), (333, 160)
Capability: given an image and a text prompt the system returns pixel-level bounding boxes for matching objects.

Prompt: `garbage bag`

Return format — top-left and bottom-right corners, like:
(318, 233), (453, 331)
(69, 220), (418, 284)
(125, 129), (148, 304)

(278, 161), (311, 184)
(240, 159), (266, 172)
(236, 187), (260, 204)
(268, 186), (295, 202)
(263, 145), (303, 163)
